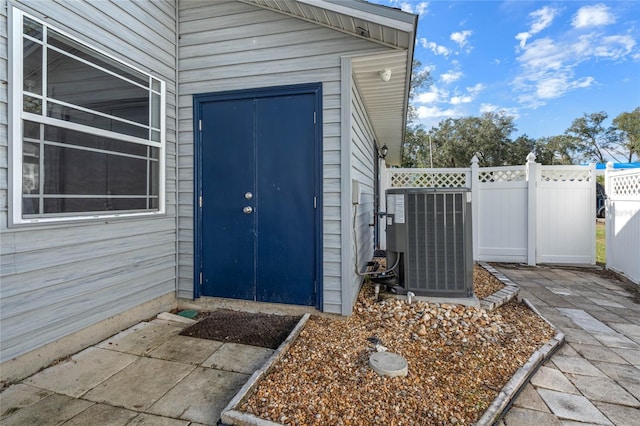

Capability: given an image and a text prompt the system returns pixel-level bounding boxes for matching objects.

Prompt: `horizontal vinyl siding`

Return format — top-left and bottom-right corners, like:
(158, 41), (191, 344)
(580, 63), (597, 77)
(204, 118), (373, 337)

(1, 0), (7, 229)
(177, 0), (386, 314)
(350, 78), (376, 306)
(0, 0), (178, 362)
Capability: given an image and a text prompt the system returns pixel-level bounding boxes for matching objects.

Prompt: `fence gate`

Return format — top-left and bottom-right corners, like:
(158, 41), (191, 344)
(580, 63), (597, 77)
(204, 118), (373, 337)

(536, 166), (595, 264)
(606, 166), (640, 284)
(476, 166), (528, 263)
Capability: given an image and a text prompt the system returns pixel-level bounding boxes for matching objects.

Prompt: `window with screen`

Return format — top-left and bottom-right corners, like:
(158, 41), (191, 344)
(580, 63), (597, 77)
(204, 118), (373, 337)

(11, 9), (165, 223)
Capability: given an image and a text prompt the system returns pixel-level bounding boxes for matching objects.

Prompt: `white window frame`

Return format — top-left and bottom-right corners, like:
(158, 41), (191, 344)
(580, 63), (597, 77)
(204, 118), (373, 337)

(8, 7), (166, 225)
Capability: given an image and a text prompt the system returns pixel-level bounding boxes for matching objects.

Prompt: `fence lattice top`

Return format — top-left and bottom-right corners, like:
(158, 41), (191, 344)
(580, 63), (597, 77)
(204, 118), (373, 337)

(388, 164), (596, 189)
(478, 168), (526, 183)
(540, 168), (592, 182)
(388, 170), (468, 188)
(610, 171), (640, 198)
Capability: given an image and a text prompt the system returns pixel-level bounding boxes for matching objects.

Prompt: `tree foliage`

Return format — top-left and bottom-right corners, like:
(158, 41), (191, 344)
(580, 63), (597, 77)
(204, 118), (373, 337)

(406, 59), (432, 125)
(564, 112), (620, 163)
(402, 60), (433, 167)
(536, 135), (577, 165)
(612, 107), (640, 162)
(427, 112), (516, 167)
(406, 112), (550, 167)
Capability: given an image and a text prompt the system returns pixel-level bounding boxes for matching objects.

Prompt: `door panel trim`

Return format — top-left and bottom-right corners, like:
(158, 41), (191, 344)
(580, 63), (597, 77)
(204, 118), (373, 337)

(193, 83), (323, 310)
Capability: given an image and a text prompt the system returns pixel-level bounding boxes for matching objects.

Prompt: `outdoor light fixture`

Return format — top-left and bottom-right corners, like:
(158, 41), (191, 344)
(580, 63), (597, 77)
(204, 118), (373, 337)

(379, 69), (392, 82)
(379, 144), (388, 159)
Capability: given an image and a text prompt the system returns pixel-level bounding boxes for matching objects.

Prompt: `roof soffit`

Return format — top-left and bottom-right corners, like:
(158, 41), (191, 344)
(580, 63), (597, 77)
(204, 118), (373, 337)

(239, 0), (417, 165)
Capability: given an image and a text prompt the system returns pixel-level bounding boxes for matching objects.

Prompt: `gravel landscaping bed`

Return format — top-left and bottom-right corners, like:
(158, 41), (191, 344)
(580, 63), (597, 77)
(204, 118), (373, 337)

(473, 265), (505, 299)
(239, 266), (553, 426)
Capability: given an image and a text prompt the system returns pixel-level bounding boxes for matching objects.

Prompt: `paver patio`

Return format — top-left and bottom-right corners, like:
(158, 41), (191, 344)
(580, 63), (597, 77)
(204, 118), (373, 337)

(1, 265), (638, 425)
(498, 265), (640, 426)
(1, 317), (271, 425)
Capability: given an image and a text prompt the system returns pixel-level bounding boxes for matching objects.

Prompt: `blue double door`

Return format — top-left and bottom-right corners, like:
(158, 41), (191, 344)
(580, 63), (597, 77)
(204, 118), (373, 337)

(195, 84), (321, 306)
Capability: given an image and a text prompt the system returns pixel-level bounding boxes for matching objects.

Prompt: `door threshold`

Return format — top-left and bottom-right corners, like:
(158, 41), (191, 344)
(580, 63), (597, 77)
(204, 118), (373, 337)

(178, 296), (331, 318)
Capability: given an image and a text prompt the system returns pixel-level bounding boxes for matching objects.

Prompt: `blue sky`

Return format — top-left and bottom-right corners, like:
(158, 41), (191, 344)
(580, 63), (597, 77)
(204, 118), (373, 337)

(369, 1), (640, 140)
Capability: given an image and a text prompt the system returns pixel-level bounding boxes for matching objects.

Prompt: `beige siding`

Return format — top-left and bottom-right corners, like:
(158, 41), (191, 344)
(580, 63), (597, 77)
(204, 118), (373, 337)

(0, 0), (177, 362)
(177, 1), (385, 313)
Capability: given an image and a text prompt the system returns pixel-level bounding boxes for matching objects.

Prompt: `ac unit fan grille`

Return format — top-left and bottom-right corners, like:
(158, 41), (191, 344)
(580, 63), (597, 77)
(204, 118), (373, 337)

(406, 192), (469, 296)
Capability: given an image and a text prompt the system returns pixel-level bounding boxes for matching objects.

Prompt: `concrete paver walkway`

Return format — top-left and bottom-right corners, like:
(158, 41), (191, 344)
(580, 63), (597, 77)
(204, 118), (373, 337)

(1, 266), (638, 425)
(495, 265), (640, 426)
(0, 315), (274, 425)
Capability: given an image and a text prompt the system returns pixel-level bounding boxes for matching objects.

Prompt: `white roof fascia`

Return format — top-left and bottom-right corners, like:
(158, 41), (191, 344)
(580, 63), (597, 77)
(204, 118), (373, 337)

(297, 0), (416, 33)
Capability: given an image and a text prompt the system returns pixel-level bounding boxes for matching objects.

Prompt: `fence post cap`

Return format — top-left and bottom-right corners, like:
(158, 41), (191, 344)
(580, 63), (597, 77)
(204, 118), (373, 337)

(470, 155), (479, 166)
(606, 161), (614, 170)
(526, 152), (536, 163)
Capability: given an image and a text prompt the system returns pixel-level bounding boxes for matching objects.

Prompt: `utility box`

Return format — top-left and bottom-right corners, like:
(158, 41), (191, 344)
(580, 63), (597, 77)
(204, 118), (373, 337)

(386, 188), (473, 297)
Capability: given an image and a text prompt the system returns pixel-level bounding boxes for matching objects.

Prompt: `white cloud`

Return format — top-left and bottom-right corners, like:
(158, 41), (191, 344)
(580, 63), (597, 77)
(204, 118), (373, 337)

(389, 1), (429, 17)
(516, 32), (532, 49)
(440, 71), (462, 84)
(418, 38), (450, 56)
(416, 105), (460, 119)
(516, 6), (558, 49)
(513, 37), (578, 106)
(573, 77), (595, 89)
(422, 64), (436, 74)
(412, 82), (474, 128)
(479, 103), (498, 113)
(513, 18), (636, 108)
(467, 83), (485, 96)
(517, 38), (564, 70)
(514, 55), (597, 106)
(449, 83), (485, 105)
(479, 104), (520, 119)
(535, 78), (567, 99)
(537, 76), (595, 99)
(414, 2), (429, 16)
(450, 30), (472, 48)
(572, 4), (615, 29)
(415, 86), (447, 104)
(450, 95), (472, 105)
(594, 35), (636, 59)
(530, 6), (557, 33)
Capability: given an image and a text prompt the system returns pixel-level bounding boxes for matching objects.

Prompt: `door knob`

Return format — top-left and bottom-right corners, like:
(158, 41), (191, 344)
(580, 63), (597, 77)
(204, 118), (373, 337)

(245, 192), (253, 200)
(243, 206), (253, 214)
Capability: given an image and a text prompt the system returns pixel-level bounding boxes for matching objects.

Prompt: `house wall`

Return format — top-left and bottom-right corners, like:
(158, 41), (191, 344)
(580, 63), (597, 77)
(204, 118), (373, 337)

(349, 77), (376, 307)
(0, 0), (178, 365)
(176, 0), (386, 314)
(1, 2), (7, 225)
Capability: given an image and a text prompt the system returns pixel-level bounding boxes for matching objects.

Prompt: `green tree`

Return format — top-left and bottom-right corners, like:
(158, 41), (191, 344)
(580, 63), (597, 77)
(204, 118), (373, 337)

(564, 112), (620, 163)
(406, 59), (432, 124)
(427, 112), (517, 167)
(508, 135), (543, 164)
(402, 60), (433, 167)
(612, 107), (640, 162)
(402, 126), (431, 168)
(536, 135), (577, 165)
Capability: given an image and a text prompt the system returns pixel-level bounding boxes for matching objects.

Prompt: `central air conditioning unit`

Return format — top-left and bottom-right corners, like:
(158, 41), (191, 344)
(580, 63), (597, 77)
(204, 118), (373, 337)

(385, 188), (473, 297)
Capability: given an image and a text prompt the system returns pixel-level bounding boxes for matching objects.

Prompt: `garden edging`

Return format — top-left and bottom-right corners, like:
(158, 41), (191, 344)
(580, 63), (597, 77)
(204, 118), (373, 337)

(220, 265), (563, 426)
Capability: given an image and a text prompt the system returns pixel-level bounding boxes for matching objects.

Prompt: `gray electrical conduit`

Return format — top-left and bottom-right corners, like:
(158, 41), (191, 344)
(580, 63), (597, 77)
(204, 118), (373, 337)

(352, 204), (400, 276)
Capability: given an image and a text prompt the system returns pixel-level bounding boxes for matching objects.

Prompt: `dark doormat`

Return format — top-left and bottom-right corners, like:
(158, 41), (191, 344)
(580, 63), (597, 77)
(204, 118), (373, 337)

(179, 309), (301, 349)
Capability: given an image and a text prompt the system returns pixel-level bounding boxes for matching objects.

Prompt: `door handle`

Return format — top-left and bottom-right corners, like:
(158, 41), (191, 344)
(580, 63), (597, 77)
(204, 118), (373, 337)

(243, 206), (253, 214)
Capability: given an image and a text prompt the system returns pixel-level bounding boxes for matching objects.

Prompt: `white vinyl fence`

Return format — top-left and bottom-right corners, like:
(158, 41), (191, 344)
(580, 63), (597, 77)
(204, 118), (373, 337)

(385, 153), (596, 265)
(605, 164), (640, 285)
